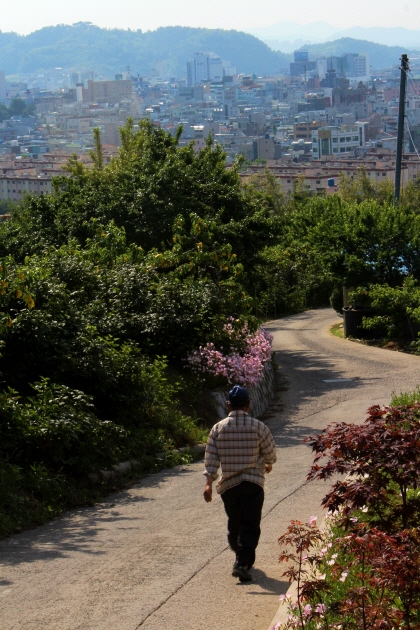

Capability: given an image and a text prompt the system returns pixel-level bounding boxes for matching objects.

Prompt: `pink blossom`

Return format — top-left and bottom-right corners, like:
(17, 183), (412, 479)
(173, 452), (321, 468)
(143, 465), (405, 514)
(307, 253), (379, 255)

(309, 515), (318, 526)
(315, 603), (327, 614)
(339, 571), (348, 582)
(303, 604), (312, 616)
(186, 321), (273, 388)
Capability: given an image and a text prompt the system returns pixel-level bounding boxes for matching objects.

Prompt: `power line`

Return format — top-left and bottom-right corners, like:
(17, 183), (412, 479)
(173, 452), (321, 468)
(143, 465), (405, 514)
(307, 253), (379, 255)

(405, 116), (420, 159)
(403, 66), (420, 99)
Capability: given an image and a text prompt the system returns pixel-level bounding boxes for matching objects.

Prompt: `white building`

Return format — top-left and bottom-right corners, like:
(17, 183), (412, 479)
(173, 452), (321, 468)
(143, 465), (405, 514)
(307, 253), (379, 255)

(312, 123), (366, 158)
(315, 54), (370, 82)
(346, 53), (370, 82)
(316, 58), (328, 80)
(187, 52), (224, 86)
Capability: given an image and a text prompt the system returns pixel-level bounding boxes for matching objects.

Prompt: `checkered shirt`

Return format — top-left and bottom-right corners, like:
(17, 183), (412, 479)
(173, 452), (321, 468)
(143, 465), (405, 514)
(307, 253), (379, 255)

(203, 410), (277, 494)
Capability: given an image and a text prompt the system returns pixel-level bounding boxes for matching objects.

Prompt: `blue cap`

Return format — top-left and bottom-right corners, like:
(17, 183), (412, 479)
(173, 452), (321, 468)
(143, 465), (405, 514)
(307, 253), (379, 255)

(228, 385), (250, 407)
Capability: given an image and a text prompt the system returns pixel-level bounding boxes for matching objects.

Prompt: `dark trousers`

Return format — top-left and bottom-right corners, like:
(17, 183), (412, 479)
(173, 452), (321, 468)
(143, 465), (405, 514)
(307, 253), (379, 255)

(221, 481), (264, 569)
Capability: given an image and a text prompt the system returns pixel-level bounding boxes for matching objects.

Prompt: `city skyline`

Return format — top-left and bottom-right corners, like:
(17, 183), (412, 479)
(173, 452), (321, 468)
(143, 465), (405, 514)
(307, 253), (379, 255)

(2, 0), (420, 36)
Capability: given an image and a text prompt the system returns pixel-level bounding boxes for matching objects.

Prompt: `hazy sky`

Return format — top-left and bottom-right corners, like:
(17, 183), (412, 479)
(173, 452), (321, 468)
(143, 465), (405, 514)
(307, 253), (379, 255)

(2, 0), (419, 35)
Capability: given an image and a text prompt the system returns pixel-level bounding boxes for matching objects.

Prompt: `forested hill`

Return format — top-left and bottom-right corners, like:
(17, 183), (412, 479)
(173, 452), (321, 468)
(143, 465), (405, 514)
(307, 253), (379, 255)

(0, 23), (292, 77)
(299, 37), (418, 69)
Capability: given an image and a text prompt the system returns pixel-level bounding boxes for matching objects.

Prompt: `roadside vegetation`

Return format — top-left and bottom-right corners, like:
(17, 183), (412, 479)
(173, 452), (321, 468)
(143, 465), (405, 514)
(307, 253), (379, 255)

(273, 387), (420, 629)
(2, 121), (420, 538)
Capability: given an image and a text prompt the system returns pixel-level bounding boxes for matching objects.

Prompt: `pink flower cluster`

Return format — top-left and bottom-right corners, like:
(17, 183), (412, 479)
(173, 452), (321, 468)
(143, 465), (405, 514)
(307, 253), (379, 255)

(187, 320), (273, 388)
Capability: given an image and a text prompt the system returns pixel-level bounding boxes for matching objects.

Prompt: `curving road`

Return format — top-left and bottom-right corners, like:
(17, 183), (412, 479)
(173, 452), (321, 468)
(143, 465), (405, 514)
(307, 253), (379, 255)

(1, 309), (420, 630)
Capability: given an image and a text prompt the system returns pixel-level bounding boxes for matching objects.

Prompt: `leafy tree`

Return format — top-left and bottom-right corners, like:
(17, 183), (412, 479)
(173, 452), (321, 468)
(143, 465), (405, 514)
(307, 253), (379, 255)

(0, 120), (252, 257)
(350, 277), (420, 340)
(242, 167), (286, 215)
(0, 104), (9, 123)
(307, 403), (420, 531)
(9, 97), (26, 117)
(338, 166), (394, 205)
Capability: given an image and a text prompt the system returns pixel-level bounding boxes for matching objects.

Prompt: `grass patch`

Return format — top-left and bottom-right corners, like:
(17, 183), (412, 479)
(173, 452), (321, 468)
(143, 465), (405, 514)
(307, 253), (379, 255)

(330, 321), (344, 338)
(391, 385), (420, 406)
(348, 336), (417, 353)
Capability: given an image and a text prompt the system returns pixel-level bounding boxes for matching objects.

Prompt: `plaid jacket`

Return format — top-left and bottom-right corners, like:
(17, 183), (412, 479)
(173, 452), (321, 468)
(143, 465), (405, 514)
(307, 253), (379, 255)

(204, 410), (277, 494)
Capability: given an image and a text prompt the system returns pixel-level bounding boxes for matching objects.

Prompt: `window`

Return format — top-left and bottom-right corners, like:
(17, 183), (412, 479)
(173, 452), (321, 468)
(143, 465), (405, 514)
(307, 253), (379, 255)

(340, 137), (345, 142)
(333, 137), (338, 142)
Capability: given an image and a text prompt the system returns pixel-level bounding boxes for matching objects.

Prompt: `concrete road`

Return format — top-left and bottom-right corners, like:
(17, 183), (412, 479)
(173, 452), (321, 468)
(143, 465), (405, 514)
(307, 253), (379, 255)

(1, 309), (420, 630)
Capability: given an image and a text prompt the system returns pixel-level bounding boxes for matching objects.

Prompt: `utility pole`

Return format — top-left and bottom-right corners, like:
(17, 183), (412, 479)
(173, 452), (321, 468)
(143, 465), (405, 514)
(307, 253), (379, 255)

(394, 54), (409, 205)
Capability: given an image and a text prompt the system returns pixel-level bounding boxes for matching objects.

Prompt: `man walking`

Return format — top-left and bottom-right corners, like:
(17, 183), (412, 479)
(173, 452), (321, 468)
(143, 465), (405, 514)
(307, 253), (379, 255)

(203, 384), (277, 581)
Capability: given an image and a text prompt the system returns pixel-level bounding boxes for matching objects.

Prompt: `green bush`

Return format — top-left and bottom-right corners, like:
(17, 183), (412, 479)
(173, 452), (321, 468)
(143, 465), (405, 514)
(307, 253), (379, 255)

(350, 277), (420, 340)
(0, 379), (128, 474)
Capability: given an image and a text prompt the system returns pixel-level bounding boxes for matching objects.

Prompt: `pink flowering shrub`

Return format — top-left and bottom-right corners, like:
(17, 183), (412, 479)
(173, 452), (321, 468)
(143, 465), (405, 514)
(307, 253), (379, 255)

(186, 318), (272, 388)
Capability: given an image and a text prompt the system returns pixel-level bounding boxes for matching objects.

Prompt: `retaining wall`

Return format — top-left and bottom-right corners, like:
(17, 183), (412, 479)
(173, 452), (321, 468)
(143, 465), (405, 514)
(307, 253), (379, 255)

(211, 359), (276, 420)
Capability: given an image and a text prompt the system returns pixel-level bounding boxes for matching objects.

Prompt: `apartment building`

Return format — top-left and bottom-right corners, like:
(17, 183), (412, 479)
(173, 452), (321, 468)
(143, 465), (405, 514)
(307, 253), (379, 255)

(83, 79), (132, 104)
(312, 123), (366, 158)
(293, 121), (325, 141)
(0, 175), (53, 201)
(243, 157), (420, 194)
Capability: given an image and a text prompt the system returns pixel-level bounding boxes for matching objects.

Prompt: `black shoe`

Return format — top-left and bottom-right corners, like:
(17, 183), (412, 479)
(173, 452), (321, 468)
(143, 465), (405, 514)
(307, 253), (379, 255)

(232, 565), (252, 581)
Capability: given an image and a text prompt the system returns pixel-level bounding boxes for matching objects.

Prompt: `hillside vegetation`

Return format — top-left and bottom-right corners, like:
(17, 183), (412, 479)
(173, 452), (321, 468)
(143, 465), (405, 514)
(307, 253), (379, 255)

(0, 23), (291, 77)
(299, 37), (418, 69)
(2, 123), (420, 537)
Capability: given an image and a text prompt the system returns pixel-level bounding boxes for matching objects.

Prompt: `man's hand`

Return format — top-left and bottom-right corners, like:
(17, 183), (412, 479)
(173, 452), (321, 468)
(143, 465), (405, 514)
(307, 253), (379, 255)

(204, 476), (213, 502)
(265, 464), (273, 474)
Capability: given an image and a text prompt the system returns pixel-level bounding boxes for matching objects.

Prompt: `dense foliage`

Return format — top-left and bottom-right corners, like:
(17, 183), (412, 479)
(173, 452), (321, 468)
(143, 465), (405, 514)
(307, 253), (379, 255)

(2, 119), (420, 537)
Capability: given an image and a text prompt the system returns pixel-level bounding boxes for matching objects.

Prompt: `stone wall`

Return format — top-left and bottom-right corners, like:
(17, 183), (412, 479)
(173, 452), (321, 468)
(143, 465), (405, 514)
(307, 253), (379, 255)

(210, 359), (276, 420)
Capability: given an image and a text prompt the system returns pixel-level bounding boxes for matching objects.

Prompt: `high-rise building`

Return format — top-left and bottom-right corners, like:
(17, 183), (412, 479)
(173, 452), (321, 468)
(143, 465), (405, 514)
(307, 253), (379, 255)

(187, 52), (224, 86)
(316, 54), (370, 81)
(345, 54), (370, 80)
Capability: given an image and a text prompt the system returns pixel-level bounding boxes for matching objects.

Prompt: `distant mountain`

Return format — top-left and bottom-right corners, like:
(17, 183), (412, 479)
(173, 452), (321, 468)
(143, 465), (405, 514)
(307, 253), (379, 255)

(332, 27), (420, 49)
(299, 38), (419, 69)
(248, 22), (336, 44)
(0, 23), (292, 77)
(247, 22), (420, 50)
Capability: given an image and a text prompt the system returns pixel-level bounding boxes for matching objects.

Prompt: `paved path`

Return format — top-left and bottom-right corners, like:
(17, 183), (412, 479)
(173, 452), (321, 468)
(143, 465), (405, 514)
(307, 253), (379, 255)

(2, 309), (420, 630)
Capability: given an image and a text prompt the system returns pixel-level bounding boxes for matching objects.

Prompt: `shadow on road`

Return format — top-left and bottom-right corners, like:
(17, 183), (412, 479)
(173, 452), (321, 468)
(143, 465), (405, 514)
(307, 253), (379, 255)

(261, 348), (377, 451)
(0, 467), (196, 567)
(247, 568), (290, 595)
